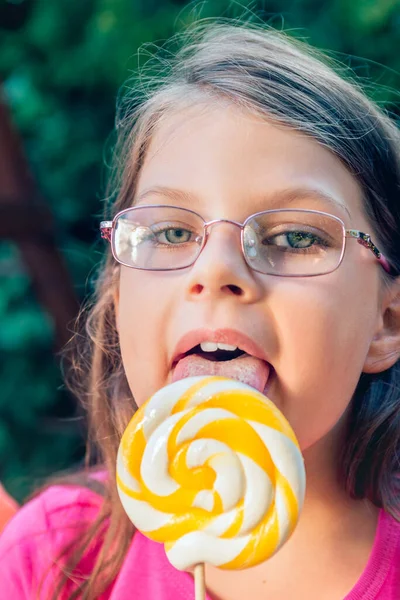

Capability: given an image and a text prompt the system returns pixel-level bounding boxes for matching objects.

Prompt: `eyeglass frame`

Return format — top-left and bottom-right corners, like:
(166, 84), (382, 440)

(100, 204), (392, 277)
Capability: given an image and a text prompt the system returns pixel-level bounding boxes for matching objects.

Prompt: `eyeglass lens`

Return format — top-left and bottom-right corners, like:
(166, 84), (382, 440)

(113, 206), (345, 275)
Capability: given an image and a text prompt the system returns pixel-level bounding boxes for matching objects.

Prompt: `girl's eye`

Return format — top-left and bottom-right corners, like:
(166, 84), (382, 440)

(157, 227), (194, 244)
(276, 231), (317, 248)
(265, 230), (325, 250)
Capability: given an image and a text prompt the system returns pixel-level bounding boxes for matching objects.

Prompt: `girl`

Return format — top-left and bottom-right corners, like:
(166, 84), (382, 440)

(1, 20), (400, 600)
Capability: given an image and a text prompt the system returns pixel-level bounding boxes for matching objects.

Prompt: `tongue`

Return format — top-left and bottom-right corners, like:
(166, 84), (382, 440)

(172, 354), (270, 393)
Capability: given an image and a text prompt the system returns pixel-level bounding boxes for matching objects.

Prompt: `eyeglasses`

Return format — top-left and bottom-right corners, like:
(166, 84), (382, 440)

(100, 205), (391, 277)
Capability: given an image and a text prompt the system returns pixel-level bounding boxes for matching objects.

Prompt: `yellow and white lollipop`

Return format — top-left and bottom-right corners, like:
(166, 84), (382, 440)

(116, 375), (305, 571)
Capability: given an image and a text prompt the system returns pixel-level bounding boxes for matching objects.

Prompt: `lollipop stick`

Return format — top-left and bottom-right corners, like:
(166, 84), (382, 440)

(194, 563), (206, 600)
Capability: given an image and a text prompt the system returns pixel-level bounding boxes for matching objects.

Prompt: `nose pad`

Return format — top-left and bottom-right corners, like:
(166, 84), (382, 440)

(243, 225), (258, 259)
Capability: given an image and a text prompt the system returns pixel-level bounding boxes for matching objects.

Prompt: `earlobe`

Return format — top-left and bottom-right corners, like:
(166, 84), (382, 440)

(364, 278), (400, 374)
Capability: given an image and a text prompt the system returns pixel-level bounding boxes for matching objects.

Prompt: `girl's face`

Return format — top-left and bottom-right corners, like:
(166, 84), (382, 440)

(115, 104), (385, 450)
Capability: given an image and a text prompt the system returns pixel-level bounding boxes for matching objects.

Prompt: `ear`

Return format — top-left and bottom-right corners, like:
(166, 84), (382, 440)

(363, 278), (400, 373)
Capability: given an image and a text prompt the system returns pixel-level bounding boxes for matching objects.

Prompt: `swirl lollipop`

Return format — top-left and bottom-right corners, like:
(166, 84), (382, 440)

(117, 376), (305, 596)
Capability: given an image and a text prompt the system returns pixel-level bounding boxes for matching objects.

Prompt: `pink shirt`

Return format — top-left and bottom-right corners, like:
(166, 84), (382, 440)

(0, 484), (399, 599)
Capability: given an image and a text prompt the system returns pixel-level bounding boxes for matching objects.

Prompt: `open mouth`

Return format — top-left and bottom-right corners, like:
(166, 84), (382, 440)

(184, 344), (246, 363)
(172, 341), (272, 395)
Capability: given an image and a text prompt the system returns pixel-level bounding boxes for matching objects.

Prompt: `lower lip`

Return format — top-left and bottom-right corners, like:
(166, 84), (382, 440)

(263, 369), (274, 397)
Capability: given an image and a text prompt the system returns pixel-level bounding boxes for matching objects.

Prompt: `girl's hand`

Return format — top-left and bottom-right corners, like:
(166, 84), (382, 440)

(0, 484), (18, 532)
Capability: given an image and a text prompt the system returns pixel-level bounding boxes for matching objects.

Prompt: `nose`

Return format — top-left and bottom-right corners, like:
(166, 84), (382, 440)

(185, 222), (264, 303)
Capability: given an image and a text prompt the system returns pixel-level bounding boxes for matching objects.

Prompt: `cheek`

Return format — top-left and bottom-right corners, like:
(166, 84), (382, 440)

(272, 273), (379, 449)
(116, 269), (174, 406)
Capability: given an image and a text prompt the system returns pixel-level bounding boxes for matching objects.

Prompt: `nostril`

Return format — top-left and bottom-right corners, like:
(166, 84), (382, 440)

(190, 283), (243, 297)
(191, 283), (203, 295)
(226, 284), (243, 296)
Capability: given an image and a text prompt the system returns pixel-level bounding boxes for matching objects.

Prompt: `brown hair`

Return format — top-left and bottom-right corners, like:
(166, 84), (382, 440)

(46, 20), (400, 599)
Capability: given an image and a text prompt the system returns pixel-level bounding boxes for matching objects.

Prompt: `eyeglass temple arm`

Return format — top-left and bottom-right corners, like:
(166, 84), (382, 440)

(346, 230), (391, 274)
(100, 221), (113, 242)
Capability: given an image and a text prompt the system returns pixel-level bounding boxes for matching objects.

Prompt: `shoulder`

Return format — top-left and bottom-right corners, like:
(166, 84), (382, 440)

(0, 483), (105, 597)
(0, 483), (103, 557)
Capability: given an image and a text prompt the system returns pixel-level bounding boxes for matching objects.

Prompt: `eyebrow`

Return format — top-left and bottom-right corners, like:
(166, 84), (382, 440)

(135, 185), (351, 218)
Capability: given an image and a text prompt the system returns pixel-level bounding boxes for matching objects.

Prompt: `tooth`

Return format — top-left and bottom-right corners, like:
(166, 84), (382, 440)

(200, 342), (218, 352)
(217, 343), (238, 351)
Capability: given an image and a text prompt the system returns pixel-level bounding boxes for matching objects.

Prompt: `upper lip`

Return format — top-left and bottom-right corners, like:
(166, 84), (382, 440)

(171, 328), (270, 368)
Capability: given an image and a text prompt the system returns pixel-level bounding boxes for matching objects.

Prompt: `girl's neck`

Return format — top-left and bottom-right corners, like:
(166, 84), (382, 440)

(205, 420), (380, 600)
(293, 423), (379, 570)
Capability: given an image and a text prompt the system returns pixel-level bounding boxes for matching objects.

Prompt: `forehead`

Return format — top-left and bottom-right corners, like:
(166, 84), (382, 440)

(135, 103), (364, 223)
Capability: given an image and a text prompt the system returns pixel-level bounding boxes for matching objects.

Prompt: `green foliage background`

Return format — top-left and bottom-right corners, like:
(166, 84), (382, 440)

(1, 0), (399, 502)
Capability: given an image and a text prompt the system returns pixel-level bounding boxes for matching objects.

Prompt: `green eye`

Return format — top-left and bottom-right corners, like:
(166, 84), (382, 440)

(264, 231), (320, 249)
(286, 232), (316, 248)
(164, 228), (192, 243)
